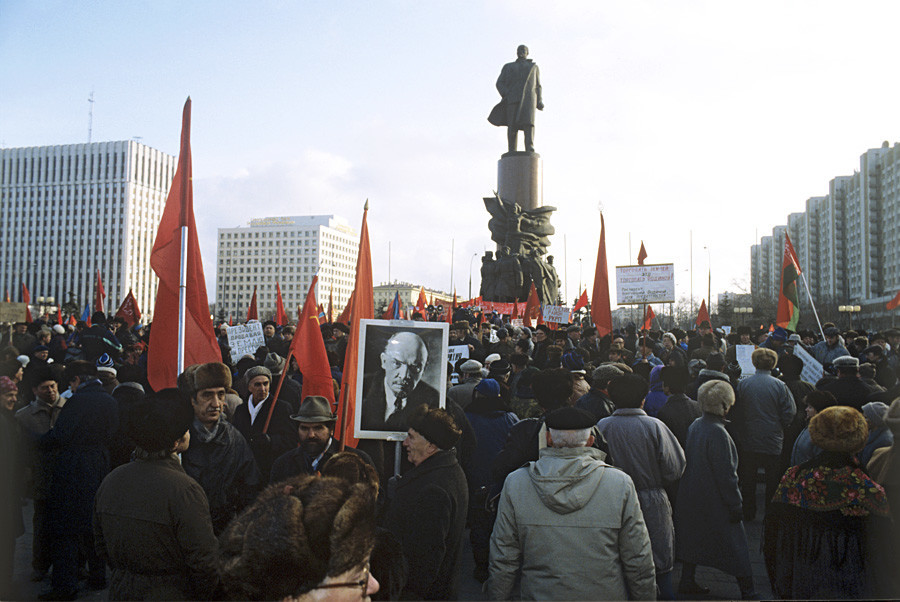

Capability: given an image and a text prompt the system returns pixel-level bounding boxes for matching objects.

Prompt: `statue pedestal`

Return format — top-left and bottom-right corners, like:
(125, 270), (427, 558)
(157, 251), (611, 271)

(498, 152), (542, 210)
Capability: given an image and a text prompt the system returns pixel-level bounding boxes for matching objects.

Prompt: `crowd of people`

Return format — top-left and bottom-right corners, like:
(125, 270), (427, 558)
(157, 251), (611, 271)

(2, 308), (900, 600)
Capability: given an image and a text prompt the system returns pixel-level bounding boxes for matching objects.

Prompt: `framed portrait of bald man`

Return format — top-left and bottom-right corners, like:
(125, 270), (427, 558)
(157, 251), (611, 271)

(354, 319), (449, 440)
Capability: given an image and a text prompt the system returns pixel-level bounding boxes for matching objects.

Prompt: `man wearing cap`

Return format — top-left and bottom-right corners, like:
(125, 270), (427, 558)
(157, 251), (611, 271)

(179, 362), (262, 534)
(232, 364), (297, 484)
(264, 352), (301, 412)
(819, 355), (878, 411)
(360, 331), (441, 432)
(564, 324), (581, 351)
(576, 364), (622, 422)
(813, 326), (849, 367)
(447, 359), (483, 411)
(79, 312), (124, 363)
(487, 406), (656, 601)
(270, 395), (374, 483)
(384, 408), (469, 600)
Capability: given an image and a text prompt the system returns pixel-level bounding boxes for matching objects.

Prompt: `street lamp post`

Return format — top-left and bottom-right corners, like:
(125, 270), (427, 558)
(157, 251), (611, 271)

(734, 306), (752, 326)
(838, 305), (861, 330)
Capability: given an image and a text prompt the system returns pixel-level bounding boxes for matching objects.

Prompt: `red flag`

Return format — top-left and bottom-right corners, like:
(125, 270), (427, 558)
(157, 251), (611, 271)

(591, 214), (613, 337)
(524, 281), (540, 328)
(327, 286), (333, 323)
(4, 289), (9, 303)
(56, 307), (62, 324)
(573, 289), (589, 312)
(67, 314), (77, 326)
(247, 286), (258, 321)
(511, 297), (519, 319)
(115, 289), (142, 328)
(643, 305), (655, 331)
(775, 234), (802, 331)
(415, 286), (427, 319)
(637, 242), (648, 266)
(317, 303), (327, 325)
(147, 98), (221, 391)
(291, 275), (335, 405)
(274, 282), (286, 326)
(696, 299), (711, 327)
(768, 323), (775, 332)
(94, 270), (106, 313)
(22, 283), (32, 322)
(887, 290), (900, 311)
(336, 290), (354, 324)
(228, 315), (233, 326)
(336, 203), (374, 449)
(381, 296), (396, 320)
(446, 290), (457, 323)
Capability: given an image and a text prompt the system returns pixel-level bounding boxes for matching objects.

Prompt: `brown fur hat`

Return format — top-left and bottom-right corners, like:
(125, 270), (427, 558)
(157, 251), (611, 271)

(219, 475), (376, 600)
(751, 347), (778, 371)
(809, 406), (868, 454)
(179, 362), (232, 397)
(698, 380), (735, 417)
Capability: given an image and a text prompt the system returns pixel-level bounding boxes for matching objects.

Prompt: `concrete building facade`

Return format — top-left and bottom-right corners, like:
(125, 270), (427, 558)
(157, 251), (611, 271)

(0, 141), (174, 320)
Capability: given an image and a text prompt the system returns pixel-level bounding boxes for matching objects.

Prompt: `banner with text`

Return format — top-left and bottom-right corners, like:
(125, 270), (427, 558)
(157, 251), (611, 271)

(226, 321), (265, 364)
(542, 305), (573, 324)
(793, 345), (825, 384)
(616, 263), (675, 305)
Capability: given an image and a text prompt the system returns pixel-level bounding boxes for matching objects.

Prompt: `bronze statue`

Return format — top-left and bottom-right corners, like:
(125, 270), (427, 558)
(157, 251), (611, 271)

(488, 45), (544, 153)
(484, 195), (555, 257)
(496, 247), (523, 303)
(479, 252), (499, 301)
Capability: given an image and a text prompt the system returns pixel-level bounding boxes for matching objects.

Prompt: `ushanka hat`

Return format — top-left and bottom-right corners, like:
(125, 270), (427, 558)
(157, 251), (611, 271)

(128, 388), (194, 452)
(409, 407), (461, 450)
(809, 406), (868, 454)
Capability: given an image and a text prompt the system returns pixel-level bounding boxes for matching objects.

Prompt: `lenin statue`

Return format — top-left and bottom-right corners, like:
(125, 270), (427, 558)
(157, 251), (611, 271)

(489, 45), (544, 153)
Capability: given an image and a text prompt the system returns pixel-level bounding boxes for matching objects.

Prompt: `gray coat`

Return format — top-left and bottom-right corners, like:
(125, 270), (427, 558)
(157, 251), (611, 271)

(487, 447), (655, 601)
(447, 375), (482, 411)
(674, 414), (753, 577)
(596, 408), (686, 573)
(734, 369), (796, 455)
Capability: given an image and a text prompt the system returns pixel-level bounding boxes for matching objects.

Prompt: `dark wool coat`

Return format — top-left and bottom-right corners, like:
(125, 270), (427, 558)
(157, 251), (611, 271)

(383, 450), (469, 600)
(674, 414), (752, 577)
(42, 380), (118, 535)
(181, 419), (262, 535)
(94, 455), (219, 600)
(270, 438), (374, 484)
(656, 393), (702, 449)
(232, 395), (298, 484)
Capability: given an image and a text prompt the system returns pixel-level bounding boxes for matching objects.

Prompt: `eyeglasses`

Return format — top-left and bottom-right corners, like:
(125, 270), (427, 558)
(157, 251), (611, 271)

(312, 564), (369, 597)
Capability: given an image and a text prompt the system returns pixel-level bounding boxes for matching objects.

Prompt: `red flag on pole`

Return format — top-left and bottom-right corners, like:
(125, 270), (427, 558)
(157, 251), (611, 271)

(67, 314), (77, 326)
(274, 282), (286, 326)
(573, 289), (589, 312)
(775, 234), (801, 331)
(56, 307), (62, 324)
(94, 270), (106, 313)
(511, 297), (520, 319)
(246, 286), (258, 321)
(415, 286), (427, 319)
(446, 290), (457, 323)
(637, 242), (648, 266)
(147, 98), (221, 391)
(695, 299), (711, 327)
(643, 305), (655, 331)
(887, 289), (900, 311)
(292, 275), (335, 404)
(524, 282), (540, 328)
(228, 315), (233, 326)
(22, 283), (32, 322)
(336, 202), (374, 449)
(591, 214), (613, 337)
(317, 304), (327, 325)
(336, 290), (354, 324)
(115, 289), (142, 328)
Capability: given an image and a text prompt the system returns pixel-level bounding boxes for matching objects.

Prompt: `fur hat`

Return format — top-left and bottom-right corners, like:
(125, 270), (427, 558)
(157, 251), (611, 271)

(179, 362), (232, 396)
(245, 365), (272, 383)
(128, 388), (193, 452)
(698, 380), (735, 417)
(751, 347), (778, 370)
(264, 352), (286, 374)
(409, 407), (461, 450)
(809, 406), (868, 454)
(219, 475), (376, 600)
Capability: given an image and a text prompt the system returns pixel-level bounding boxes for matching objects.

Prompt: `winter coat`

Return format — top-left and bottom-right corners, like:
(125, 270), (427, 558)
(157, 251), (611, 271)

(487, 447), (656, 601)
(383, 450), (468, 600)
(447, 375), (482, 411)
(463, 397), (518, 497)
(860, 426), (893, 468)
(790, 427), (821, 466)
(232, 395), (298, 484)
(1, 408), (24, 547)
(656, 393), (702, 449)
(575, 388), (616, 422)
(181, 419), (262, 534)
(94, 454), (219, 600)
(269, 438), (374, 483)
(733, 369), (796, 455)
(674, 414), (753, 577)
(79, 324), (123, 362)
(42, 380), (118, 535)
(820, 376), (879, 411)
(596, 408), (686, 573)
(643, 365), (667, 417)
(812, 340), (850, 366)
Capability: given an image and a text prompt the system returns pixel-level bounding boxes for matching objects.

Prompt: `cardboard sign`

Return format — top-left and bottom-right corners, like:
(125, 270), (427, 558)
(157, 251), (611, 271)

(226, 321), (265, 364)
(736, 345), (756, 379)
(615, 263), (675, 305)
(794, 345), (824, 384)
(0, 303), (28, 324)
(542, 305), (573, 324)
(448, 344), (469, 367)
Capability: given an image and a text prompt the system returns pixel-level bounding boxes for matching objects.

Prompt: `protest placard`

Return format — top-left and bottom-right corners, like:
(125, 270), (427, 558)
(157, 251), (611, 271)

(542, 305), (573, 324)
(225, 321), (265, 364)
(0, 303), (27, 324)
(794, 345), (824, 384)
(736, 345), (755, 379)
(448, 344), (469, 366)
(615, 264), (675, 305)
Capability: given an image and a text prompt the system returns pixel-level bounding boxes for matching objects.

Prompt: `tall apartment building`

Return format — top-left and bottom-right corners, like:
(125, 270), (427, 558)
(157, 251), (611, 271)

(216, 215), (359, 321)
(750, 141), (900, 328)
(0, 141), (174, 319)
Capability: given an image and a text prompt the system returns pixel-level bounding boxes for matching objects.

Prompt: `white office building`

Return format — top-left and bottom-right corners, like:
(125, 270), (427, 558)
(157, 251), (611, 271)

(0, 141), (174, 320)
(216, 215), (359, 321)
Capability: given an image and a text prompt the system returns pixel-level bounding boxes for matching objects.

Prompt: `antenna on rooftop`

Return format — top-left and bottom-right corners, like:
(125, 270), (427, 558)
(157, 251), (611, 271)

(87, 90), (95, 143)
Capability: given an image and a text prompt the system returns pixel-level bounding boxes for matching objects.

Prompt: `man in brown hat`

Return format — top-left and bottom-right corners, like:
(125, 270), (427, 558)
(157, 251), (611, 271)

(270, 396), (373, 483)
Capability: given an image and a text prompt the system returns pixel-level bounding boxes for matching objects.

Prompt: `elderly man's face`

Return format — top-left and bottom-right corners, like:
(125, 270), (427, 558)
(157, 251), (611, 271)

(298, 422), (332, 456)
(33, 349), (49, 361)
(612, 337), (625, 349)
(403, 428), (436, 466)
(192, 387), (225, 427)
(381, 334), (427, 398)
(33, 380), (58, 405)
(248, 376), (270, 401)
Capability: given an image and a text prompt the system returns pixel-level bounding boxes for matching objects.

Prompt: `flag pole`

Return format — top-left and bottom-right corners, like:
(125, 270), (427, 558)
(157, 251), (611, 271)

(798, 270), (825, 339)
(177, 227), (188, 375)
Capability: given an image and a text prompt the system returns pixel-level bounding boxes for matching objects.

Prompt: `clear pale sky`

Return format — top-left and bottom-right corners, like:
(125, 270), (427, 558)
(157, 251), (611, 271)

(3, 1), (899, 308)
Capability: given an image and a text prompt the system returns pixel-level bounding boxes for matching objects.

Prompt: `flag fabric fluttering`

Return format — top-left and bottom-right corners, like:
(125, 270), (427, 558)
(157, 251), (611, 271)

(642, 305), (655, 331)
(775, 234), (802, 331)
(887, 289), (900, 311)
(94, 270), (106, 313)
(336, 290), (353, 324)
(573, 289), (589, 312)
(81, 302), (91, 327)
(317, 304), (327, 325)
(336, 202), (374, 449)
(56, 307), (62, 324)
(291, 275), (335, 404)
(446, 290), (457, 323)
(591, 214), (613, 337)
(392, 291), (401, 320)
(524, 282), (541, 328)
(696, 299), (711, 327)
(115, 289), (142, 328)
(274, 282), (287, 326)
(147, 98), (221, 391)
(415, 286), (428, 319)
(22, 283), (32, 322)
(637, 242), (648, 266)
(246, 286), (258, 322)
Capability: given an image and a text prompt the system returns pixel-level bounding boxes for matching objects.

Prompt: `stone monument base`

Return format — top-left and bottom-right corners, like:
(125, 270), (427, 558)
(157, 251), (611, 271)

(498, 151), (542, 210)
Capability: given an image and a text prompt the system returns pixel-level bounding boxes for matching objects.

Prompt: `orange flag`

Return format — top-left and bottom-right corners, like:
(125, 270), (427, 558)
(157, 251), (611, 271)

(94, 270), (106, 313)
(573, 289), (589, 312)
(247, 286), (258, 321)
(336, 289), (354, 324)
(147, 98), (221, 391)
(887, 289), (900, 311)
(696, 299), (711, 327)
(643, 305), (655, 331)
(415, 286), (427, 319)
(22, 283), (32, 322)
(291, 275), (335, 405)
(591, 213), (613, 337)
(336, 202), (374, 449)
(115, 289), (142, 327)
(524, 281), (540, 328)
(274, 281), (287, 326)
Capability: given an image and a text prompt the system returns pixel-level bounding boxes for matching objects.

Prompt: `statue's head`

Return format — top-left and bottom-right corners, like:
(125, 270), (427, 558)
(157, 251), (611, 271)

(517, 45), (529, 59)
(484, 251), (494, 261)
(547, 255), (554, 265)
